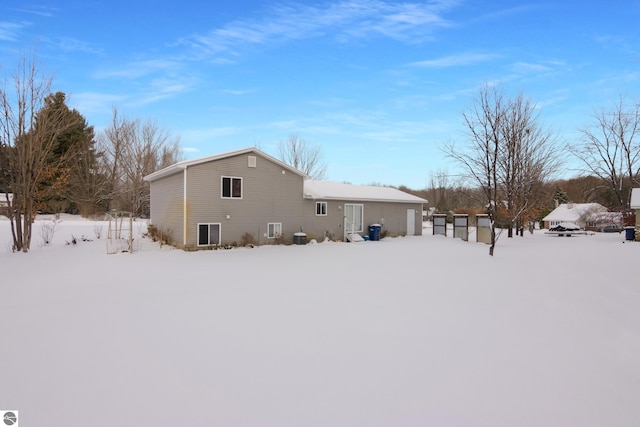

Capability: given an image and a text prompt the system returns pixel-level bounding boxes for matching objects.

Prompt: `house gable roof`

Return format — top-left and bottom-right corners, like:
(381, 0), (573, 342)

(542, 203), (606, 222)
(144, 147), (307, 182)
(631, 188), (640, 209)
(303, 180), (427, 204)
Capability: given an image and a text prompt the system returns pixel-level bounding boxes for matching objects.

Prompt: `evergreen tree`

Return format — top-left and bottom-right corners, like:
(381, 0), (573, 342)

(30, 92), (105, 215)
(552, 186), (569, 205)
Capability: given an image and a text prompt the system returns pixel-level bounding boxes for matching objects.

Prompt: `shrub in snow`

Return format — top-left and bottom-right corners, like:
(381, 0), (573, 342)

(241, 232), (255, 247)
(94, 223), (103, 239)
(40, 218), (61, 246)
(146, 224), (170, 247)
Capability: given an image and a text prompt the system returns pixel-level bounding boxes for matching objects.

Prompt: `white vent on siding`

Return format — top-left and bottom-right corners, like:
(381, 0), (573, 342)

(248, 156), (257, 168)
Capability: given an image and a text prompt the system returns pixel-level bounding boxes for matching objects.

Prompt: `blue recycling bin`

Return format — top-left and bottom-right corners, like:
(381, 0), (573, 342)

(625, 227), (636, 241)
(368, 224), (381, 241)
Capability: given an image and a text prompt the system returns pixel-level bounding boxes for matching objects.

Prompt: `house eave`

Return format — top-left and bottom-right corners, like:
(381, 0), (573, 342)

(144, 147), (308, 182)
(304, 195), (427, 204)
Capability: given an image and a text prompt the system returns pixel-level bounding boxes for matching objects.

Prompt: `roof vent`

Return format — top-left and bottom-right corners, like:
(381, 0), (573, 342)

(248, 156), (257, 168)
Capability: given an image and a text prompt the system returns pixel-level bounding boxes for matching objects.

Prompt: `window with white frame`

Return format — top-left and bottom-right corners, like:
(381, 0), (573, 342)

(267, 223), (282, 239)
(198, 223), (221, 246)
(316, 201), (327, 216)
(221, 176), (242, 199)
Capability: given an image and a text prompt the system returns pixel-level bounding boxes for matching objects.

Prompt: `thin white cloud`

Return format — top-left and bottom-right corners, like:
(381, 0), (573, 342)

(69, 92), (125, 116)
(94, 59), (181, 79)
(89, 59), (196, 108)
(222, 89), (257, 96)
(0, 21), (29, 42)
(182, 147), (200, 153)
(11, 6), (59, 18)
(511, 62), (554, 74)
(410, 52), (500, 68)
(127, 77), (196, 107)
(54, 36), (103, 55)
(466, 4), (542, 24)
(177, 0), (459, 61)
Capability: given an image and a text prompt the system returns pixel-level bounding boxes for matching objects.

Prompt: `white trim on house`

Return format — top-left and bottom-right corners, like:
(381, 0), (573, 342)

(315, 201), (327, 216)
(183, 170), (187, 247)
(221, 176), (243, 199)
(267, 222), (282, 239)
(197, 223), (221, 246)
(344, 203), (364, 234)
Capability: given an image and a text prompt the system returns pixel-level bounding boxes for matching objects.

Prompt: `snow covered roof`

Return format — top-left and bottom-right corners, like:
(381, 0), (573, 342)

(542, 203), (606, 222)
(303, 180), (427, 204)
(144, 147), (307, 182)
(631, 188), (640, 209)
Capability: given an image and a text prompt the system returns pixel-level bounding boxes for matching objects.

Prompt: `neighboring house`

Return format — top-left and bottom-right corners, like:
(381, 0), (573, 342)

(542, 203), (607, 229)
(144, 148), (427, 249)
(631, 188), (640, 228)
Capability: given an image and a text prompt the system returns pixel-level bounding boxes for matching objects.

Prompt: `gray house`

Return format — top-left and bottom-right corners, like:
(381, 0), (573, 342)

(144, 148), (426, 249)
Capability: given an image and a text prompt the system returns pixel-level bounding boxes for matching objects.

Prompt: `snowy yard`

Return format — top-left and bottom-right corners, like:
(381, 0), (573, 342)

(1, 215), (639, 426)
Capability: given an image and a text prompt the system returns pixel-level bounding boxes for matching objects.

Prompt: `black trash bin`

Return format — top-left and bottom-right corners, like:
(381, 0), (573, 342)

(624, 227), (636, 241)
(293, 232), (307, 245)
(368, 224), (381, 241)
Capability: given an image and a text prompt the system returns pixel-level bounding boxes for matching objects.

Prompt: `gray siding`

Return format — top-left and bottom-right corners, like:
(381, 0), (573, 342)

(301, 199), (423, 240)
(149, 172), (184, 246)
(184, 152), (306, 248)
(148, 149), (424, 249)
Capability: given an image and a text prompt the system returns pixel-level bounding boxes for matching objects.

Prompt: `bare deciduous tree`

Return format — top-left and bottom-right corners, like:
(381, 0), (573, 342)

(570, 96), (640, 210)
(98, 108), (181, 215)
(277, 134), (327, 180)
(445, 85), (502, 255)
(0, 51), (77, 252)
(445, 85), (560, 255)
(427, 169), (452, 214)
(499, 93), (561, 237)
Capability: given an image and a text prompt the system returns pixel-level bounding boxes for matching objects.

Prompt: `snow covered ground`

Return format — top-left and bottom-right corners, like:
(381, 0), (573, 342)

(1, 215), (639, 426)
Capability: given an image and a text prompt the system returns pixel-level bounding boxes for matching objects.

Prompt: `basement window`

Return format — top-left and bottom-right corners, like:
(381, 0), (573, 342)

(267, 223), (282, 239)
(198, 223), (221, 246)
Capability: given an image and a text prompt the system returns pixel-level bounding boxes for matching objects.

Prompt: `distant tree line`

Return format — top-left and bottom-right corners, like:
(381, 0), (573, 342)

(408, 173), (629, 222)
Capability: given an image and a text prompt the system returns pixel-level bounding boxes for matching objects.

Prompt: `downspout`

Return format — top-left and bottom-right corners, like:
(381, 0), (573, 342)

(183, 168), (188, 247)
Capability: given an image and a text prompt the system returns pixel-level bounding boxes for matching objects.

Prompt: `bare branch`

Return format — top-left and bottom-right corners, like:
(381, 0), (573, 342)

(570, 95), (640, 209)
(277, 134), (327, 180)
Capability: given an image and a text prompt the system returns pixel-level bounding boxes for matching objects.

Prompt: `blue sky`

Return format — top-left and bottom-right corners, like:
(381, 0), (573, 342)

(1, 1), (639, 189)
